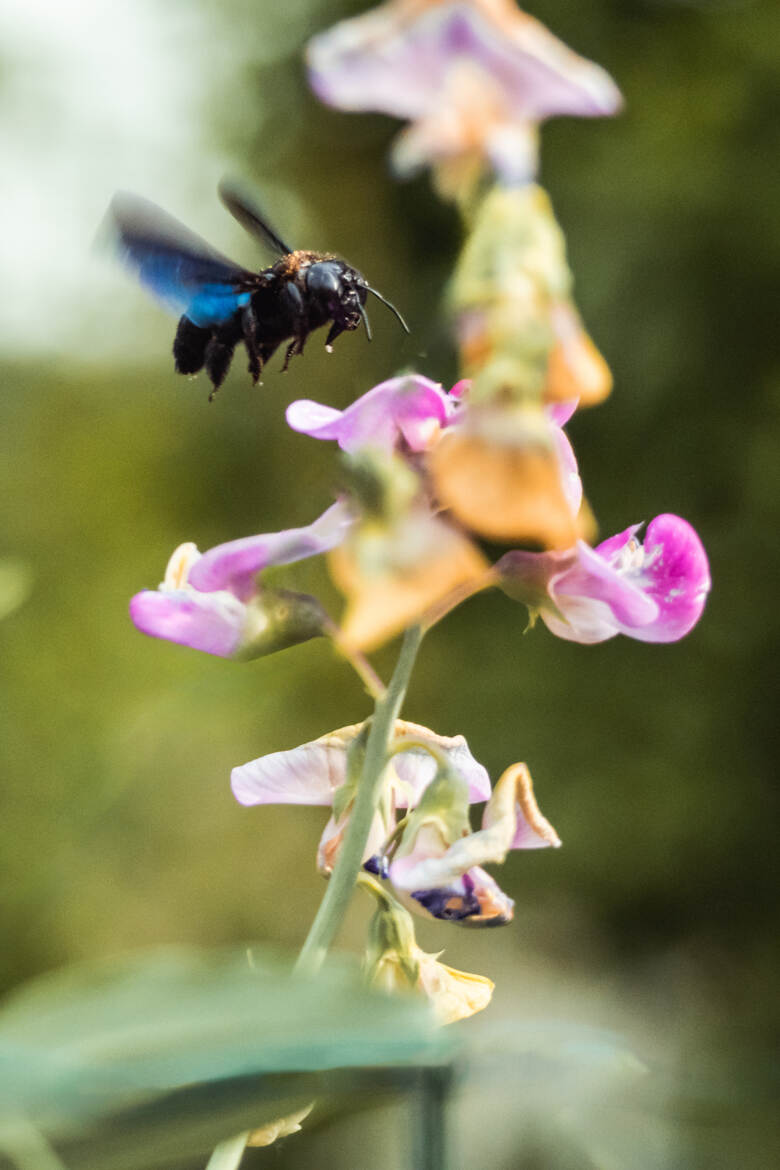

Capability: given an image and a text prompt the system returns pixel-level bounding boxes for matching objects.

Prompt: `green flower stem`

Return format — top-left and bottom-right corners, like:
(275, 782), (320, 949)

(357, 869), (403, 911)
(203, 626), (423, 1170)
(295, 623), (424, 975)
(322, 616), (387, 701)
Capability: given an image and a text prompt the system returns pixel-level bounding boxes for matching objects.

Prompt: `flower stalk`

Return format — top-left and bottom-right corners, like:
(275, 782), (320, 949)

(295, 623), (424, 974)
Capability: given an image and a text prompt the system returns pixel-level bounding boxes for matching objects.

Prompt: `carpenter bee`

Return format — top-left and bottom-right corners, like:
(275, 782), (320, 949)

(108, 181), (409, 399)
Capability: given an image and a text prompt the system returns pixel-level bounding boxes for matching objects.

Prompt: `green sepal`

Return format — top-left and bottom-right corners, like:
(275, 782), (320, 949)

(233, 589), (326, 661)
(365, 902), (420, 987)
(338, 448), (419, 523)
(394, 761), (472, 863)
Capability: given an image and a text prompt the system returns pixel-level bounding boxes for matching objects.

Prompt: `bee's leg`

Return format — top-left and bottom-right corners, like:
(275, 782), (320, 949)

(241, 305), (263, 384)
(281, 340), (296, 372)
(281, 330), (309, 373)
(173, 315), (209, 375)
(204, 337), (235, 401)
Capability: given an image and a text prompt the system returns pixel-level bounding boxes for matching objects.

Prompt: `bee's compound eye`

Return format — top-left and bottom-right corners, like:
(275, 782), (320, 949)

(306, 262), (343, 299)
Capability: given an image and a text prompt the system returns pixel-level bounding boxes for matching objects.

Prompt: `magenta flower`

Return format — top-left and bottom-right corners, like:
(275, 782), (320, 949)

(307, 0), (622, 185)
(129, 501), (353, 658)
(231, 721), (492, 876)
(286, 374), (461, 454)
(498, 513), (711, 644)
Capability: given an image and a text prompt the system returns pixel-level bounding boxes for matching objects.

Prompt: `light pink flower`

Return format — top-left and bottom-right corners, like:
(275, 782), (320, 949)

(307, 0), (622, 184)
(231, 720), (492, 876)
(130, 501), (352, 657)
(286, 374), (461, 454)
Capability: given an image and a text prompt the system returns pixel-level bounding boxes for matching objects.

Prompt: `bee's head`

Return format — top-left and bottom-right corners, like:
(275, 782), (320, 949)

(305, 260), (366, 332)
(305, 259), (408, 349)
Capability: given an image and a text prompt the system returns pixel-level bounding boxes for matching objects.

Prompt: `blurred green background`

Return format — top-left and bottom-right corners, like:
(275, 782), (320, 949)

(0, 0), (777, 1166)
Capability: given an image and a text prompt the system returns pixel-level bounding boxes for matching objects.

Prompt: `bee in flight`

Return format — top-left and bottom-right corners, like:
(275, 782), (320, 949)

(108, 181), (409, 399)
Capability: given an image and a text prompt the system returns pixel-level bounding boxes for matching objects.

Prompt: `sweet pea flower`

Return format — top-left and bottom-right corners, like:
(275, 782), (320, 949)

(498, 513), (711, 643)
(129, 500), (353, 658)
(307, 0), (622, 187)
(231, 720), (492, 876)
(282, 375), (589, 649)
(285, 379), (586, 648)
(286, 374), (461, 454)
(389, 760), (560, 926)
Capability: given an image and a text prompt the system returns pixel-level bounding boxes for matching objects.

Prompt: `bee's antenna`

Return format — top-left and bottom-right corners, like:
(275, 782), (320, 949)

(366, 287), (410, 334)
(358, 302), (373, 341)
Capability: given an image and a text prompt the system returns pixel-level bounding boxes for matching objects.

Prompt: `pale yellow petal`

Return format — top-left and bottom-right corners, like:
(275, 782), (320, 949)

(247, 1103), (314, 1147)
(417, 950), (494, 1025)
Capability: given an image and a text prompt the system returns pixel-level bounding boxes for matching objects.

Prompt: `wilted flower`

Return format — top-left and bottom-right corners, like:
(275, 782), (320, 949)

(329, 504), (490, 652)
(498, 513), (711, 643)
(307, 0), (622, 189)
(366, 893), (494, 1024)
(429, 399), (592, 548)
(390, 760), (560, 926)
(295, 438), (491, 653)
(231, 720), (492, 875)
(544, 300), (613, 407)
(129, 501), (352, 659)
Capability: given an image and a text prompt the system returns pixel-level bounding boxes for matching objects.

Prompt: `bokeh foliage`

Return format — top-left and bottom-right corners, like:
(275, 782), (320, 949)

(0, 0), (777, 1166)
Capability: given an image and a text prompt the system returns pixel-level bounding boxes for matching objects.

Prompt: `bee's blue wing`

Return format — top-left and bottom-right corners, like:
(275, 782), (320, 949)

(108, 192), (257, 327)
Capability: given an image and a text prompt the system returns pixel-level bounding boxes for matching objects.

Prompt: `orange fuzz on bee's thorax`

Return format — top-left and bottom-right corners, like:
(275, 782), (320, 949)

(275, 250), (336, 279)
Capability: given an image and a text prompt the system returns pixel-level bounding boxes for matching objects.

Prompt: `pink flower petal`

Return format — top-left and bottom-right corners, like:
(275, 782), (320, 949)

(551, 420), (582, 517)
(542, 540), (657, 643)
(594, 522), (643, 563)
(231, 740), (349, 808)
(547, 399), (579, 428)
(392, 729), (492, 804)
(286, 375), (454, 454)
(622, 513), (711, 643)
(231, 721), (492, 810)
(129, 589), (245, 658)
(308, 3), (622, 123)
(188, 500), (353, 602)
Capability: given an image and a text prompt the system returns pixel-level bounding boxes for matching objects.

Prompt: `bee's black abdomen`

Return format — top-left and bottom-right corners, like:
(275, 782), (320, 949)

(204, 337), (235, 394)
(173, 316), (210, 375)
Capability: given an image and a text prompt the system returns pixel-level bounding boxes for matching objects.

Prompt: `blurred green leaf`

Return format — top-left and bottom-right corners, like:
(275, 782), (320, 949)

(0, 946), (452, 1169)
